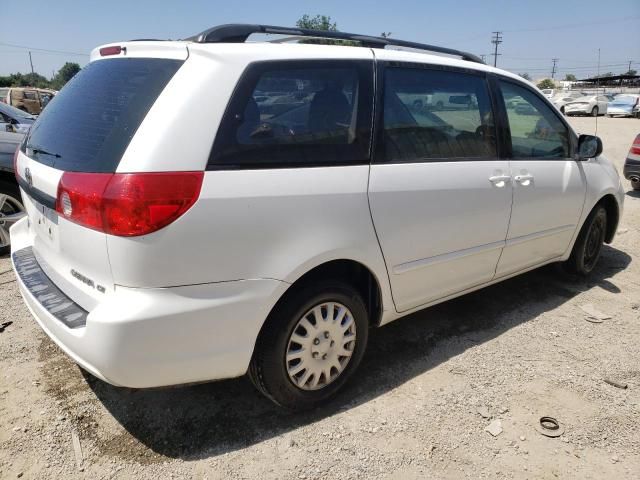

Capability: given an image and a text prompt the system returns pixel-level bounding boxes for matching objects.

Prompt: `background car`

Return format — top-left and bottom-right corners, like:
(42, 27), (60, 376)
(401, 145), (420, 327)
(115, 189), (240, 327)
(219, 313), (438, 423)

(552, 91), (585, 114)
(564, 95), (609, 116)
(0, 87), (9, 103)
(541, 88), (555, 99)
(0, 130), (24, 255)
(623, 134), (640, 191)
(0, 102), (36, 134)
(607, 94), (640, 117)
(4, 87), (56, 115)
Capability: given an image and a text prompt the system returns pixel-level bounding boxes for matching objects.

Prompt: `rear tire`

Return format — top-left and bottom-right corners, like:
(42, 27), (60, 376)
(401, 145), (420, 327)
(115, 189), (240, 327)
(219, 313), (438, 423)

(632, 179), (640, 191)
(564, 205), (607, 275)
(249, 280), (369, 411)
(591, 106), (599, 117)
(0, 180), (24, 256)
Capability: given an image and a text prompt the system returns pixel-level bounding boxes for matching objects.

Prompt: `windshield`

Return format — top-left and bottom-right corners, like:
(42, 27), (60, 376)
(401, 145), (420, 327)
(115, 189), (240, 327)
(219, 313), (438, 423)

(612, 96), (637, 104)
(0, 102), (36, 121)
(572, 96), (593, 102)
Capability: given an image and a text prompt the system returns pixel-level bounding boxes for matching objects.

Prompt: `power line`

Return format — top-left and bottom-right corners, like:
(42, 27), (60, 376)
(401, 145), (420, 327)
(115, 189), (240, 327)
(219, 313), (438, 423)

(501, 15), (639, 33)
(491, 31), (502, 67)
(502, 62), (635, 72)
(0, 42), (87, 56)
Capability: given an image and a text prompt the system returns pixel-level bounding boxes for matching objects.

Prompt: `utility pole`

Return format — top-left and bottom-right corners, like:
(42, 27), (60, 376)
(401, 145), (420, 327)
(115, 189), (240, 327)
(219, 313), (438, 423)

(491, 32), (502, 67)
(28, 51), (35, 75)
(551, 58), (559, 79)
(629, 60), (633, 74)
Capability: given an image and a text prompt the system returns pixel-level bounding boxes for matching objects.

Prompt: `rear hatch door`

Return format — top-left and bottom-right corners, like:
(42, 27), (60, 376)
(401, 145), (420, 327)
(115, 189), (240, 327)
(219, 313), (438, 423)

(15, 51), (185, 311)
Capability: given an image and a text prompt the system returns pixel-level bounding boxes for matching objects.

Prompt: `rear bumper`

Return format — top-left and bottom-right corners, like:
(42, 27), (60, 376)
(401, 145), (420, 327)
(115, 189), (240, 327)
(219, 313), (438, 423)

(624, 159), (640, 180)
(10, 217), (285, 388)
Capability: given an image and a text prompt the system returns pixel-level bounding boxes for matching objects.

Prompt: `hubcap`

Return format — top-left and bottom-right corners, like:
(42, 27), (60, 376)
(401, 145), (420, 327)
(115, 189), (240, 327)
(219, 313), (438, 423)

(584, 214), (604, 268)
(286, 301), (357, 391)
(0, 193), (25, 249)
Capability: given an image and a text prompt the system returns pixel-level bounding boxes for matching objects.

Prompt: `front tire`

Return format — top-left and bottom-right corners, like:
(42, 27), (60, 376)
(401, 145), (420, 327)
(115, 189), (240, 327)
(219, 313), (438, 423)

(591, 106), (599, 117)
(564, 205), (607, 275)
(249, 281), (369, 411)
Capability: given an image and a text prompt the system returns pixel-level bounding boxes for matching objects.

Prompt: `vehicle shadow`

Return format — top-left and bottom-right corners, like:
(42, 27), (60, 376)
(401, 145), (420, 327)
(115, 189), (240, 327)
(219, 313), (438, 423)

(84, 245), (631, 461)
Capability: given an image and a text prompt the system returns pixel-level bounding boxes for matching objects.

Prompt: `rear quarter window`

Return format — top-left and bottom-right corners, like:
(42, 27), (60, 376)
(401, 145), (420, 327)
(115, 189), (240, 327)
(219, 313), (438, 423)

(23, 58), (183, 172)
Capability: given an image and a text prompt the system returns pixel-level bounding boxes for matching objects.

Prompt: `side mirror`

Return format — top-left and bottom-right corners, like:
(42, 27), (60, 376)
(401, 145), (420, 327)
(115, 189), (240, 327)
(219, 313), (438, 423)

(577, 134), (603, 160)
(3, 123), (15, 133)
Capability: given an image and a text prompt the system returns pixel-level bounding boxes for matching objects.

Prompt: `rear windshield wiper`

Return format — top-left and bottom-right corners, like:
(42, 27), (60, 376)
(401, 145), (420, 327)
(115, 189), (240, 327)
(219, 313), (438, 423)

(26, 144), (62, 158)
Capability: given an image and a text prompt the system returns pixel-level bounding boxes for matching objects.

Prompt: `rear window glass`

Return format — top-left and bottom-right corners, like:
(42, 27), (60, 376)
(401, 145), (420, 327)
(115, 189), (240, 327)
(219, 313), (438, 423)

(209, 60), (373, 169)
(23, 58), (182, 172)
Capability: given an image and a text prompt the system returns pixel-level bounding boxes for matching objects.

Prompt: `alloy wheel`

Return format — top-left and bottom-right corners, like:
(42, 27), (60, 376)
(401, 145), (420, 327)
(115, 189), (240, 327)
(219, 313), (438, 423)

(0, 193), (24, 249)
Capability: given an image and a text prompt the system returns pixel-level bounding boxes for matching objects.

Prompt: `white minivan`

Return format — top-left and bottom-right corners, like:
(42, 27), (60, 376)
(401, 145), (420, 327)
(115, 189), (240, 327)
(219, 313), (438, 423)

(10, 24), (624, 410)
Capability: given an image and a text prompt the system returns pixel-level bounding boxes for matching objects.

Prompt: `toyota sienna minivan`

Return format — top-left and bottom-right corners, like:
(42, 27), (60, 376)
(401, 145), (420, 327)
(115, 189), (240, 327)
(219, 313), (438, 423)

(10, 24), (624, 410)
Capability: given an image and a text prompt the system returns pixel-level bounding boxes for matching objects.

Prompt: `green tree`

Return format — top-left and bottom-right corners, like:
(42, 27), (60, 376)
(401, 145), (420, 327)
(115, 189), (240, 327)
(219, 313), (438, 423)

(296, 14), (337, 31)
(564, 74), (577, 81)
(536, 78), (556, 90)
(519, 73), (531, 81)
(51, 62), (81, 90)
(626, 69), (637, 76)
(295, 15), (357, 46)
(380, 32), (392, 38)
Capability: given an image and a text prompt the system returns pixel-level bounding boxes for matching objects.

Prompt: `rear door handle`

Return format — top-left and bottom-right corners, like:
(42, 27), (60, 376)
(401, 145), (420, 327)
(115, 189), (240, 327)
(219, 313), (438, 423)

(514, 174), (534, 186)
(489, 175), (511, 187)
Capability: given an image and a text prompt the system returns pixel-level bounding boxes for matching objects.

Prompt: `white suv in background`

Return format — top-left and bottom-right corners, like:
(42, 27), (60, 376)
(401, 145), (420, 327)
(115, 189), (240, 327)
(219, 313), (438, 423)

(10, 24), (624, 410)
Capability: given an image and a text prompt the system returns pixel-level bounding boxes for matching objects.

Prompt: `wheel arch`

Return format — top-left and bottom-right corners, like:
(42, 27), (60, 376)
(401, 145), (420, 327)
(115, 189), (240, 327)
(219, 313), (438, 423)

(597, 193), (619, 243)
(265, 258), (385, 333)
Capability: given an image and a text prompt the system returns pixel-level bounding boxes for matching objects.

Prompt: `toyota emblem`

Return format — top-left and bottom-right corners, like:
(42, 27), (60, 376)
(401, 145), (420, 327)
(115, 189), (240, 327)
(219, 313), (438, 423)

(25, 167), (33, 187)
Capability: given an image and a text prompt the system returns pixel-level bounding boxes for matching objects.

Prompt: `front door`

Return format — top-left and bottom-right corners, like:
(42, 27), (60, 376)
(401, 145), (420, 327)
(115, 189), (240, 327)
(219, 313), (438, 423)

(368, 62), (513, 312)
(495, 80), (586, 277)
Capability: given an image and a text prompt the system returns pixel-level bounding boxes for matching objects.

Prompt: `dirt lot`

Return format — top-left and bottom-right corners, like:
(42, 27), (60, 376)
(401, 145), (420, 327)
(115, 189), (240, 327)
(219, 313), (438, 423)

(1, 116), (639, 480)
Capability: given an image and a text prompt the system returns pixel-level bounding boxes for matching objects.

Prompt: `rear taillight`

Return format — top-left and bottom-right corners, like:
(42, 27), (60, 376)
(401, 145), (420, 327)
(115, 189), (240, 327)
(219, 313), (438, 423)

(56, 172), (203, 236)
(630, 134), (640, 156)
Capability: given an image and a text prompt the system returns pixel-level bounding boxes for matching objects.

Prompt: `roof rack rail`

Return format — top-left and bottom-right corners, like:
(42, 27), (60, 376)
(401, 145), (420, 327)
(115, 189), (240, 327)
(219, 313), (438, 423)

(185, 24), (485, 64)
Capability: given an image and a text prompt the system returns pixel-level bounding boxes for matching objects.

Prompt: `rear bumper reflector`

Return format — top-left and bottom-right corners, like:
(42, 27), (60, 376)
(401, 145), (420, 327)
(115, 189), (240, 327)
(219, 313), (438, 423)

(13, 247), (87, 329)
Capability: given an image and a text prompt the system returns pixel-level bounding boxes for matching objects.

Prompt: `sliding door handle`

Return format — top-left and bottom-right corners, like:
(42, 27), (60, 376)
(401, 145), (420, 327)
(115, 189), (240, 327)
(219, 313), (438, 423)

(489, 175), (511, 187)
(514, 174), (534, 186)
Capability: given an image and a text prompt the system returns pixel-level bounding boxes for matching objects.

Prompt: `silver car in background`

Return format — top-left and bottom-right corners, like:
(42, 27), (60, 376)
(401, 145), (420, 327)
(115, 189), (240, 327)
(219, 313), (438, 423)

(552, 91), (585, 114)
(0, 103), (37, 134)
(607, 95), (640, 117)
(564, 95), (609, 117)
(0, 130), (24, 254)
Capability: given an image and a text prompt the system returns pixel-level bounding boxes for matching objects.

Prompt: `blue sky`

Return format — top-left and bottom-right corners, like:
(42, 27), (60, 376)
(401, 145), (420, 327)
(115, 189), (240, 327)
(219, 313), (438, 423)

(1, 0), (639, 79)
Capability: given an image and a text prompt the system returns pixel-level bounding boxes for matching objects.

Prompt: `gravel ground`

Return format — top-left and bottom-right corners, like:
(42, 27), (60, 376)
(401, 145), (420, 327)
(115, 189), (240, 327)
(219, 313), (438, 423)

(1, 116), (639, 479)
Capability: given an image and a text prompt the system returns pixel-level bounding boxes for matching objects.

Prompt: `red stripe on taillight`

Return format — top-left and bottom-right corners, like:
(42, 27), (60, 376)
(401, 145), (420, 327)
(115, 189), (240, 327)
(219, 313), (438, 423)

(99, 46), (124, 56)
(631, 134), (640, 156)
(56, 172), (203, 236)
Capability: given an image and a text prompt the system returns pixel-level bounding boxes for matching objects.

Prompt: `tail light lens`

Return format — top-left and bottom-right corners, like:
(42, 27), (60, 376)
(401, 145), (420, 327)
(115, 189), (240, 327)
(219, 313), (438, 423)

(56, 172), (203, 236)
(630, 134), (640, 156)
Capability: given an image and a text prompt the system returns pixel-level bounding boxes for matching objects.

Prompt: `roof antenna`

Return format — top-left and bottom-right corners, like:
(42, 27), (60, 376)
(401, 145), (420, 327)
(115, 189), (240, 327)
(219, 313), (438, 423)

(595, 48), (600, 136)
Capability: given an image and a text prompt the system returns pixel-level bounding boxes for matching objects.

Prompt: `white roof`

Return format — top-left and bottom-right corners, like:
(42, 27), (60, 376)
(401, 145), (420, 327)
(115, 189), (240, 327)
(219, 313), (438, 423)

(91, 39), (530, 87)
